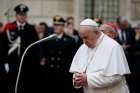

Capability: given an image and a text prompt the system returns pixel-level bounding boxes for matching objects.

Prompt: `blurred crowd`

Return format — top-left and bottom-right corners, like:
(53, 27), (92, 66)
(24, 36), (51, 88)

(0, 4), (140, 93)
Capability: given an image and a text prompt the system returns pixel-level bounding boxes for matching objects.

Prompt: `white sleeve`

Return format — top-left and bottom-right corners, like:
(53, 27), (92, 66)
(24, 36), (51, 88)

(86, 72), (123, 88)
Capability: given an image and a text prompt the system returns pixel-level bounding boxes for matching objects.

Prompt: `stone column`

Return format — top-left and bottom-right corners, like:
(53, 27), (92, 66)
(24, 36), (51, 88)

(73, 0), (85, 29)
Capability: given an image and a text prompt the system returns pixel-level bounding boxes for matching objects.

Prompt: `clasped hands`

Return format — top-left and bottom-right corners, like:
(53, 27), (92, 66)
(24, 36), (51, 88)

(73, 72), (87, 88)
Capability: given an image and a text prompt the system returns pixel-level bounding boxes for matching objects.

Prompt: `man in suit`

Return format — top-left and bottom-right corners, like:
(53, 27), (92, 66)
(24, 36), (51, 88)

(116, 16), (136, 93)
(3, 4), (39, 93)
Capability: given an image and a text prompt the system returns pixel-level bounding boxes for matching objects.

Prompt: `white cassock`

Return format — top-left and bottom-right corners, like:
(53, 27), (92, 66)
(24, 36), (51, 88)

(69, 33), (130, 93)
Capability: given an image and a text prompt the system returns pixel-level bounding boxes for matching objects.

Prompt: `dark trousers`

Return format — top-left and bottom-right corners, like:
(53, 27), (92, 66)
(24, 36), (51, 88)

(126, 75), (140, 93)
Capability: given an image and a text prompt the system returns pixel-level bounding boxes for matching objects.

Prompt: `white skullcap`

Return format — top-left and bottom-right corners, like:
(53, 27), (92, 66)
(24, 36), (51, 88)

(80, 18), (99, 27)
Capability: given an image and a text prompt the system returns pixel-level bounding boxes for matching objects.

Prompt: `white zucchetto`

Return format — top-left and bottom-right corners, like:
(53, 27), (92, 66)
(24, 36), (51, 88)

(80, 18), (99, 27)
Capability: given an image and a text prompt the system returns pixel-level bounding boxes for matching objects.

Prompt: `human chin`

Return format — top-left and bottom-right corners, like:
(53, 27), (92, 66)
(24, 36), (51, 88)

(85, 43), (94, 48)
(89, 44), (95, 48)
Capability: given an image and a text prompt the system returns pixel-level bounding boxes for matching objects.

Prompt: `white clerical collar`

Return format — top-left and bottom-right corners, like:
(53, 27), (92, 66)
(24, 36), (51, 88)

(96, 32), (104, 47)
(38, 33), (44, 39)
(16, 21), (26, 27)
(57, 33), (63, 39)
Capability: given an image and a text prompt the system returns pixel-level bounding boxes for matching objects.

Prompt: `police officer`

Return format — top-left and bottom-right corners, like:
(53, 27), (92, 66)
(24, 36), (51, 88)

(3, 4), (39, 93)
(38, 15), (80, 93)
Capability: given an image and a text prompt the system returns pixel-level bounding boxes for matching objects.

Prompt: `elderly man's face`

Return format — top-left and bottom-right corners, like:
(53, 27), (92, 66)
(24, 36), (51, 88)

(99, 24), (117, 39)
(79, 26), (98, 48)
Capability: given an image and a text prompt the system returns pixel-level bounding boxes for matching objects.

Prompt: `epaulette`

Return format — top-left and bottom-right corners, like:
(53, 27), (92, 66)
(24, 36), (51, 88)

(4, 22), (16, 31)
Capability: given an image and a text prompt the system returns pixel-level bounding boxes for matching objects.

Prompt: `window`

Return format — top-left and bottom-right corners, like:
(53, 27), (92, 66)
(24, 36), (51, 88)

(131, 0), (140, 20)
(85, 0), (120, 22)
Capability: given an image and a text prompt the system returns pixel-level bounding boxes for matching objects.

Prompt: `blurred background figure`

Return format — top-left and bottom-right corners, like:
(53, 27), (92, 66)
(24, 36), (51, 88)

(35, 22), (54, 66)
(35, 22), (49, 66)
(36, 22), (48, 40)
(99, 22), (118, 39)
(116, 16), (135, 50)
(134, 23), (140, 43)
(129, 23), (140, 93)
(65, 17), (82, 48)
(0, 22), (9, 93)
(116, 16), (136, 93)
(3, 4), (39, 93)
(36, 22), (53, 39)
(116, 16), (135, 68)
(39, 15), (82, 93)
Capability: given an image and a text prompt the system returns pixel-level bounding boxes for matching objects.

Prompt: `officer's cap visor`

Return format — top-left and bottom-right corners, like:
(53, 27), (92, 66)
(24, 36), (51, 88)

(16, 12), (27, 16)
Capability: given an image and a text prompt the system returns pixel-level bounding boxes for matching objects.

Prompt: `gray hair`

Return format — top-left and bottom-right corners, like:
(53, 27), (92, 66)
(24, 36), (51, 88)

(100, 24), (116, 32)
(105, 25), (116, 32)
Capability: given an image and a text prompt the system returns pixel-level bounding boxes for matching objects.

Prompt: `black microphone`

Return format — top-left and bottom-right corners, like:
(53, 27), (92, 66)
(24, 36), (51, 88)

(15, 34), (57, 93)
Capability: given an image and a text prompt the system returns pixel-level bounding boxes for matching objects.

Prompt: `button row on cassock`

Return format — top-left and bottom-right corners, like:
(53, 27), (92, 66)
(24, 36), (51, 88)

(51, 57), (61, 61)
(50, 64), (60, 68)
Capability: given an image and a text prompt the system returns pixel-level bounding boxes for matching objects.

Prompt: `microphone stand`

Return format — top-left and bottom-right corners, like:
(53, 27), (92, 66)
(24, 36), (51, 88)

(15, 34), (57, 93)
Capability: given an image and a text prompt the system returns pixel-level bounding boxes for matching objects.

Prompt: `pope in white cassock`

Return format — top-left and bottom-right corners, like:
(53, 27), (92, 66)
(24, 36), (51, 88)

(69, 18), (130, 93)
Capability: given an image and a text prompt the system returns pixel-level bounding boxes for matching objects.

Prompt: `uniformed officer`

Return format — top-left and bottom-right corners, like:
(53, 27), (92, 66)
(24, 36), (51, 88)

(3, 4), (39, 93)
(39, 15), (81, 93)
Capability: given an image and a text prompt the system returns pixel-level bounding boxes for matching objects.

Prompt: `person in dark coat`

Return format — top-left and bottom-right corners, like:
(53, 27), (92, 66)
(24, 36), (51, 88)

(3, 4), (39, 93)
(65, 17), (82, 48)
(116, 16), (136, 93)
(0, 22), (5, 80)
(134, 23), (140, 74)
(116, 16), (135, 71)
(35, 22), (48, 66)
(16, 16), (82, 93)
(0, 22), (10, 93)
(129, 23), (140, 93)
(38, 15), (82, 93)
